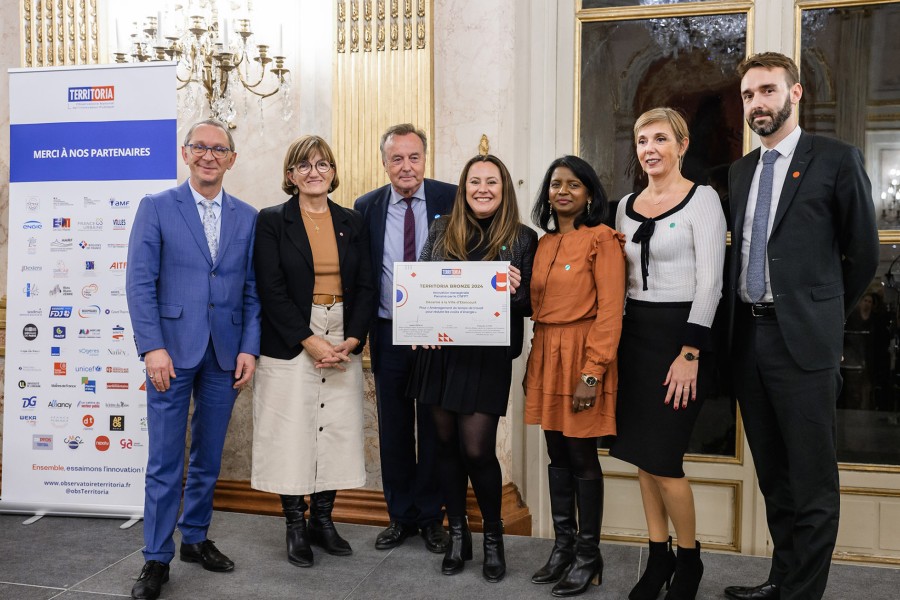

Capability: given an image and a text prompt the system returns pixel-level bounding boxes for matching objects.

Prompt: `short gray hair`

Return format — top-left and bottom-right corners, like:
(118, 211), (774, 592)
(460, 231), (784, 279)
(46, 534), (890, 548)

(379, 123), (427, 161)
(183, 119), (236, 151)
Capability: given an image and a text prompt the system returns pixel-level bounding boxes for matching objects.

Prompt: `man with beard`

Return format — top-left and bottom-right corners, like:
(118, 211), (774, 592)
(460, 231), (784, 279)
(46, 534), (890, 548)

(724, 53), (878, 600)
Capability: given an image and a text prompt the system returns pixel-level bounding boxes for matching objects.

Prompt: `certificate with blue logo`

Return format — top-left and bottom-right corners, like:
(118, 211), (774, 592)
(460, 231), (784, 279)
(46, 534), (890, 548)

(393, 261), (511, 346)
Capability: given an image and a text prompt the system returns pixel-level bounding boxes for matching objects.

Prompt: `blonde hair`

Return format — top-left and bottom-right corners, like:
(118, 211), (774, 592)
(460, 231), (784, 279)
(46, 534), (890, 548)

(633, 107), (690, 147)
(281, 135), (340, 196)
(438, 154), (521, 261)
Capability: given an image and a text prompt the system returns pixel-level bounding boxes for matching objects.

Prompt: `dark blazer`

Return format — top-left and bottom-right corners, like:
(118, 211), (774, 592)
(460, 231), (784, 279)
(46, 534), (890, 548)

(254, 196), (375, 360)
(354, 179), (457, 367)
(727, 131), (879, 370)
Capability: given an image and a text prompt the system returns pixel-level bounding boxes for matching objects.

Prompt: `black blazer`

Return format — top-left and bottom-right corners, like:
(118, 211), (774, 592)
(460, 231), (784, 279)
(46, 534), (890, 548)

(726, 131), (879, 370)
(354, 179), (457, 367)
(254, 196), (375, 360)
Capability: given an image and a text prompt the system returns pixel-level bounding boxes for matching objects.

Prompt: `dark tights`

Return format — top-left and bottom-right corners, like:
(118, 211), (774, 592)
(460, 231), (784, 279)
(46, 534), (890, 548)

(431, 405), (502, 522)
(544, 430), (603, 480)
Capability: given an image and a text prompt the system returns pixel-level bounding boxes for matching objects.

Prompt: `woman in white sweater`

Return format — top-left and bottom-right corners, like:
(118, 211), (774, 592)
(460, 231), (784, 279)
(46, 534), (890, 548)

(610, 107), (726, 600)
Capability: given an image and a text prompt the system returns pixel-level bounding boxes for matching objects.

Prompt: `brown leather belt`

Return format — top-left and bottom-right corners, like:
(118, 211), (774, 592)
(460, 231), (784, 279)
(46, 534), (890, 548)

(312, 294), (342, 306)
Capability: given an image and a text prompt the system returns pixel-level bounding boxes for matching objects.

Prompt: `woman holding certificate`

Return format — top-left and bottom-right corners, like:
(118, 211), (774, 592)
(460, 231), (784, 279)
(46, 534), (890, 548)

(525, 155), (626, 597)
(411, 154), (537, 582)
(251, 135), (375, 568)
(610, 108), (725, 600)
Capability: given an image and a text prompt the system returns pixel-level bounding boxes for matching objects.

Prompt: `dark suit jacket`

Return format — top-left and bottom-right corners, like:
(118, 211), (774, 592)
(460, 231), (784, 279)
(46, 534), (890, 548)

(727, 131), (879, 371)
(354, 179), (457, 368)
(254, 196), (375, 360)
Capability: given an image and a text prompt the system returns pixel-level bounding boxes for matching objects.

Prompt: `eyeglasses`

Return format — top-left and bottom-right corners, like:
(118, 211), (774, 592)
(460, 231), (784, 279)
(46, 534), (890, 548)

(185, 143), (232, 159)
(295, 160), (333, 175)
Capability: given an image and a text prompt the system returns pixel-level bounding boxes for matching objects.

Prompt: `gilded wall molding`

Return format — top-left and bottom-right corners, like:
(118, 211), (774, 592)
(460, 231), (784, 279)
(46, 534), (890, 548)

(332, 0), (433, 207)
(21, 0), (98, 67)
(600, 472), (743, 553)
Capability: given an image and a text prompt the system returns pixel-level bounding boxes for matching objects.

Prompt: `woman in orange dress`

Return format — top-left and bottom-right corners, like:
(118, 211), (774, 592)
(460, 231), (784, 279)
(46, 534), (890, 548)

(525, 155), (625, 597)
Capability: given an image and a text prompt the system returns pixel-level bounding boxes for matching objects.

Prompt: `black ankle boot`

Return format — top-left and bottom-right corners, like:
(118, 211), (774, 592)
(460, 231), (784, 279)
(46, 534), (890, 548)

(280, 495), (313, 567)
(533, 466), (576, 584)
(482, 520), (506, 582)
(552, 477), (604, 597)
(441, 516), (473, 575)
(664, 542), (703, 600)
(308, 490), (352, 556)
(629, 537), (676, 599)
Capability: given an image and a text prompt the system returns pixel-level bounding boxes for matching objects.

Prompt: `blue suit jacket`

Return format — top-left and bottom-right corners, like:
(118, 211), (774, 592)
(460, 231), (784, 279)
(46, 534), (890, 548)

(126, 180), (261, 371)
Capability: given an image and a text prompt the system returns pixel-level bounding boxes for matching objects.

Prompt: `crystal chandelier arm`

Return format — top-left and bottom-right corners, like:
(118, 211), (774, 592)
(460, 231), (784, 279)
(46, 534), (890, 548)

(174, 42), (200, 86)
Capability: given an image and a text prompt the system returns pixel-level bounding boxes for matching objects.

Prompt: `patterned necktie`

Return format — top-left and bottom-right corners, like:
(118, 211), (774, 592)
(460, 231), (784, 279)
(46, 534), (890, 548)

(201, 199), (219, 262)
(747, 149), (780, 303)
(402, 198), (416, 262)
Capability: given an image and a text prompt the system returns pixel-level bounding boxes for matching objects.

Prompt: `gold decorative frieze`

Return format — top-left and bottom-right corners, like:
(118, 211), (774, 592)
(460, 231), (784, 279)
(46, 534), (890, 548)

(332, 0), (433, 206)
(339, 0), (422, 53)
(350, 0), (360, 52)
(390, 0), (399, 50)
(21, 0), (99, 67)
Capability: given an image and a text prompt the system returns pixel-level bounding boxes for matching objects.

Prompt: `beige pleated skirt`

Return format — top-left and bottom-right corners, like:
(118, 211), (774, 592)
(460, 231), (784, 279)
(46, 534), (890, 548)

(251, 303), (366, 495)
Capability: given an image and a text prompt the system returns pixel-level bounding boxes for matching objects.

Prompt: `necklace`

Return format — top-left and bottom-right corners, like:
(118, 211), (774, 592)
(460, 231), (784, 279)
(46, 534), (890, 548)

(648, 192), (669, 205)
(301, 206), (327, 233)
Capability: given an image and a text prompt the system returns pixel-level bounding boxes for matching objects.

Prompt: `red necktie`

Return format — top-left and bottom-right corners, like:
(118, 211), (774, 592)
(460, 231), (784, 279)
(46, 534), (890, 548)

(403, 198), (416, 262)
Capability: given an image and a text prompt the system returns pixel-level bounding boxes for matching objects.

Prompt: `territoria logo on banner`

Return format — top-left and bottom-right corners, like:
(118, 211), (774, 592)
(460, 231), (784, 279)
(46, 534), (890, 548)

(67, 86), (115, 104)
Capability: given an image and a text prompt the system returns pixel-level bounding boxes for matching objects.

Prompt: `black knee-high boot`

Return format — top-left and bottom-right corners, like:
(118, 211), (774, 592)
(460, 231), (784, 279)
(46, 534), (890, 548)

(482, 520), (506, 582)
(664, 542), (703, 600)
(280, 495), (313, 567)
(629, 536), (676, 599)
(308, 490), (352, 556)
(533, 466), (576, 584)
(552, 477), (604, 597)
(442, 516), (473, 575)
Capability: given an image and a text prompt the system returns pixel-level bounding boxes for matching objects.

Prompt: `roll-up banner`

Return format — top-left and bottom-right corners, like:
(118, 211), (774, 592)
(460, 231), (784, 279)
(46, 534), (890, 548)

(2, 63), (177, 518)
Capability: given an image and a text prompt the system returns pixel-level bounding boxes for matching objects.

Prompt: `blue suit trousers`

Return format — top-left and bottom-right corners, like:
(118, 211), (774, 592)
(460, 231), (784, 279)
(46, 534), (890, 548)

(142, 340), (238, 563)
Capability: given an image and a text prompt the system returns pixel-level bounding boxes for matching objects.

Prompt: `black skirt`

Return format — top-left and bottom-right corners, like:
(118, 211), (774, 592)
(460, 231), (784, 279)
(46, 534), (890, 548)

(609, 300), (712, 478)
(407, 346), (512, 416)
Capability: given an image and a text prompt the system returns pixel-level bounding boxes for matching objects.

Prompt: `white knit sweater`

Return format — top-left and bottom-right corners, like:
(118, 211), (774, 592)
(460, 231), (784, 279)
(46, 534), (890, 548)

(615, 184), (727, 330)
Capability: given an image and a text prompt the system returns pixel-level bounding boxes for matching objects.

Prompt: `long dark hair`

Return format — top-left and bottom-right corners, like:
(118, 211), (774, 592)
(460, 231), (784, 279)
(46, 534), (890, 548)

(531, 155), (608, 233)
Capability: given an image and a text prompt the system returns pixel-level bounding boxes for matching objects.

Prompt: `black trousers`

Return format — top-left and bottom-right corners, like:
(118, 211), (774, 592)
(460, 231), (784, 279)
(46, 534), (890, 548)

(372, 318), (443, 525)
(733, 308), (841, 600)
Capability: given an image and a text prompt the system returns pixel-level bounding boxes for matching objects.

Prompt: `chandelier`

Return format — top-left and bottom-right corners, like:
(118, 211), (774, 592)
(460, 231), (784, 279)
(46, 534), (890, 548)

(641, 1), (832, 68)
(113, 0), (293, 128)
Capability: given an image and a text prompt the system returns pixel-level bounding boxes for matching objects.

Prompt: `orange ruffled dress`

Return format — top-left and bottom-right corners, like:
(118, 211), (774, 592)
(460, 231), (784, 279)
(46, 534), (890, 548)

(524, 224), (626, 438)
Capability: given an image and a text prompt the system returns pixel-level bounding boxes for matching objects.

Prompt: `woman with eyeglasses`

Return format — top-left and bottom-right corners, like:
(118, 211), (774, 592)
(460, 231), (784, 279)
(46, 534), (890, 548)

(251, 135), (375, 568)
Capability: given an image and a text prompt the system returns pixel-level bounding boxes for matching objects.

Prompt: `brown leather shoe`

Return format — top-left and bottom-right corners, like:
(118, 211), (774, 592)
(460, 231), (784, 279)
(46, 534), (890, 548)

(179, 539), (235, 572)
(131, 560), (169, 599)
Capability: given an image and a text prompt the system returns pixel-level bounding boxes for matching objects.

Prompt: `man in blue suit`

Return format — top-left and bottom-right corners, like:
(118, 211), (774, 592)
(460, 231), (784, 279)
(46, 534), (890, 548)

(126, 119), (261, 600)
(354, 124), (457, 553)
